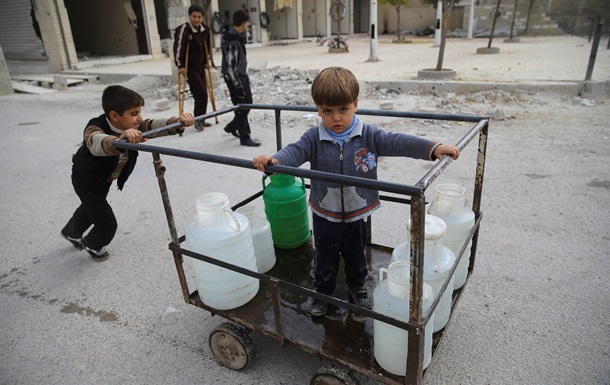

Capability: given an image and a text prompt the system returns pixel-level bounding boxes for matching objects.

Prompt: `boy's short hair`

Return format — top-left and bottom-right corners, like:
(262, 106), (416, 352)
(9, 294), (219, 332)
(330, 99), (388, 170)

(233, 10), (250, 26)
(311, 66), (359, 107)
(188, 5), (205, 16)
(102, 85), (145, 118)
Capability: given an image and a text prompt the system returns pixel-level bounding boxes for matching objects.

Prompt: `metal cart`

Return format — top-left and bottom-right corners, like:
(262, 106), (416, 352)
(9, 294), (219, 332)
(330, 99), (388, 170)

(112, 104), (488, 385)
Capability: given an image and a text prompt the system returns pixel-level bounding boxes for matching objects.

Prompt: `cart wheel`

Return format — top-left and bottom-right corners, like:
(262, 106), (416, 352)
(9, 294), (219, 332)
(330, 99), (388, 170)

(310, 364), (359, 385)
(208, 322), (256, 370)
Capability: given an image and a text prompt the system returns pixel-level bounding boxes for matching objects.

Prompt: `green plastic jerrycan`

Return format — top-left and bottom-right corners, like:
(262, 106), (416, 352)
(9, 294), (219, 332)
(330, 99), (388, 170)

(262, 174), (311, 249)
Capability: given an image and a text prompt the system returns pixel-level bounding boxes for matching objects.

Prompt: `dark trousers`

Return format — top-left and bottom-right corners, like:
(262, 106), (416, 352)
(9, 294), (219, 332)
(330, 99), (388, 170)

(223, 74), (252, 139)
(187, 66), (208, 117)
(63, 178), (117, 251)
(312, 214), (368, 295)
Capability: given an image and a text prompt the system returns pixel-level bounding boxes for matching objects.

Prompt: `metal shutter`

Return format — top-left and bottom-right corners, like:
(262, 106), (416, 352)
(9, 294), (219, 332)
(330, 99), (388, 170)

(0, 0), (46, 61)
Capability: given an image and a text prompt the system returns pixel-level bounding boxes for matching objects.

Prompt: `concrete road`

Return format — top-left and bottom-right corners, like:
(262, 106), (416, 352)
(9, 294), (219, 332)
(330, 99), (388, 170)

(1, 34), (609, 385)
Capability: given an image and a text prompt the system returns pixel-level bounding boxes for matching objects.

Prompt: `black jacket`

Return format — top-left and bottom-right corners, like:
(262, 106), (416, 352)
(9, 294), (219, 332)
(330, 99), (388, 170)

(173, 22), (212, 71)
(221, 27), (248, 93)
(71, 114), (137, 191)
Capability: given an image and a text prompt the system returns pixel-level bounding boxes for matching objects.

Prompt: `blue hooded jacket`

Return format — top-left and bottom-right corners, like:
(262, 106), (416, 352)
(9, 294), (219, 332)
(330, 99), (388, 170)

(272, 118), (440, 222)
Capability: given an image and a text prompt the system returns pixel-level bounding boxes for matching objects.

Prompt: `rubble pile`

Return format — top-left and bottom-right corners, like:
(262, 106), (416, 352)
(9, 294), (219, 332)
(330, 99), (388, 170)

(119, 68), (601, 130)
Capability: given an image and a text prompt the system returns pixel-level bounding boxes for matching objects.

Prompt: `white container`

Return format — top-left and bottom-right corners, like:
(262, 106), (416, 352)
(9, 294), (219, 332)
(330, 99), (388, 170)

(373, 261), (434, 375)
(391, 215), (456, 332)
(428, 183), (475, 289)
(184, 193), (259, 310)
(236, 206), (276, 274)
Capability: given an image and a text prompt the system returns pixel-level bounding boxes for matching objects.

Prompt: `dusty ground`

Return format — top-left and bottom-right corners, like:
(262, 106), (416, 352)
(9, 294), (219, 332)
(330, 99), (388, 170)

(1, 39), (610, 385)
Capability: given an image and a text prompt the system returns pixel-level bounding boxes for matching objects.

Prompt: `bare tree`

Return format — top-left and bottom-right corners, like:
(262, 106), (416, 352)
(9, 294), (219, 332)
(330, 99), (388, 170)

(524, 0), (537, 34)
(423, 0), (460, 71)
(380, 0), (410, 41)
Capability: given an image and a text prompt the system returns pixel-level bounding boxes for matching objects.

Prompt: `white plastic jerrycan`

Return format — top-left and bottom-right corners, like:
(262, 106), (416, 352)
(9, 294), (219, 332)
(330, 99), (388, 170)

(392, 215), (456, 332)
(235, 206), (276, 274)
(428, 183), (475, 289)
(373, 261), (435, 375)
(184, 193), (259, 310)
(421, 215), (456, 332)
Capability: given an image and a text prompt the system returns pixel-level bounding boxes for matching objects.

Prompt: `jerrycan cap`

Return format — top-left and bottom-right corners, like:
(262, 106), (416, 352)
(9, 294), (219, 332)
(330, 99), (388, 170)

(407, 215), (447, 240)
(424, 215), (446, 240)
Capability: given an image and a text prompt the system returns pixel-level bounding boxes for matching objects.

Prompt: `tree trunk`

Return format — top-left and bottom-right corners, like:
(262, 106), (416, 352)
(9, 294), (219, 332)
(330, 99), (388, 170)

(487, 0), (502, 48)
(509, 0), (519, 39)
(435, 0), (453, 71)
(525, 0), (535, 34)
(396, 6), (401, 40)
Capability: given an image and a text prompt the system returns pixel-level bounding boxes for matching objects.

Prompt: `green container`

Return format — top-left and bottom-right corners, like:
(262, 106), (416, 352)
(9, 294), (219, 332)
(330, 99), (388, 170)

(262, 174), (310, 249)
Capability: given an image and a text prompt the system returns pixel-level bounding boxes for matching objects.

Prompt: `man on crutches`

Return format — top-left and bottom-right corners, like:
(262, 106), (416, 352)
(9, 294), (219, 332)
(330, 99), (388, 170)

(173, 4), (216, 131)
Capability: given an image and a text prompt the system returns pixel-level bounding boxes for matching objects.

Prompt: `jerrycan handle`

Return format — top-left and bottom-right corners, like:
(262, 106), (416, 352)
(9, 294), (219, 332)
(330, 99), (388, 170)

(298, 176), (306, 193)
(262, 174), (269, 191)
(225, 208), (241, 232)
(379, 267), (388, 283)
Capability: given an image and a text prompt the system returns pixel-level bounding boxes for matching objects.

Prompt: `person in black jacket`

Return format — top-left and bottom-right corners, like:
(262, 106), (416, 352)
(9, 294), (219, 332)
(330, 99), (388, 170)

(221, 10), (260, 147)
(173, 5), (215, 131)
(61, 85), (194, 261)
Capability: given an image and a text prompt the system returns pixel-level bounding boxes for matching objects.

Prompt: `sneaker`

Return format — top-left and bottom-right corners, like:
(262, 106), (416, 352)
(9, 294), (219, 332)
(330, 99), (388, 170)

(349, 287), (371, 309)
(82, 238), (110, 262)
(61, 228), (83, 250)
(310, 299), (328, 317)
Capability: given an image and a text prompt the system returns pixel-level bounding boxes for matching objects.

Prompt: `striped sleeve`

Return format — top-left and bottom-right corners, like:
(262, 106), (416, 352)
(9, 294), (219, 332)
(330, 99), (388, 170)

(173, 24), (188, 68)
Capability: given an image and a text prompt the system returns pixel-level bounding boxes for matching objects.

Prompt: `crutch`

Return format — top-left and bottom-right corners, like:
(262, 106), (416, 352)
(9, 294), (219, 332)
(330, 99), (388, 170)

(177, 44), (190, 136)
(203, 40), (219, 124)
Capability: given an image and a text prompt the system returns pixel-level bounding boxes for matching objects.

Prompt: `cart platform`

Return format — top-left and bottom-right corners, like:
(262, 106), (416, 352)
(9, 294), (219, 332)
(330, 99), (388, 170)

(176, 238), (469, 385)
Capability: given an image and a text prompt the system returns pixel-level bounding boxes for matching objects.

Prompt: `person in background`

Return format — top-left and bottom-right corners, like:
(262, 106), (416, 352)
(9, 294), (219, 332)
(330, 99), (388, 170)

(61, 85), (194, 261)
(253, 67), (460, 316)
(221, 10), (261, 147)
(173, 4), (216, 131)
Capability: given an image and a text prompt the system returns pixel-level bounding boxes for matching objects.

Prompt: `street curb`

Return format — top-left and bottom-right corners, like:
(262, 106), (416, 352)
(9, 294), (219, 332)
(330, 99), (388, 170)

(76, 71), (609, 97)
(369, 79), (610, 97)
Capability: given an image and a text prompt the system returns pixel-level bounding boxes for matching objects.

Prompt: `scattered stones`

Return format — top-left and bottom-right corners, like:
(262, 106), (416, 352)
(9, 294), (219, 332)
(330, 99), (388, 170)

(132, 68), (560, 124)
(579, 98), (595, 106)
(156, 98), (171, 111)
(379, 101), (394, 110)
(490, 108), (506, 120)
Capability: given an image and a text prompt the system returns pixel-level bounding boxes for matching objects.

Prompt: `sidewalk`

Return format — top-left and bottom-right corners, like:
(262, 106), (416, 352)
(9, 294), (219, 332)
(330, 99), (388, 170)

(70, 34), (610, 95)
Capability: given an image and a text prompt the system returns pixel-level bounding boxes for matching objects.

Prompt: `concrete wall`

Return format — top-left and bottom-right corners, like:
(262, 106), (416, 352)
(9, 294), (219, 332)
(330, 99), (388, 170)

(0, 45), (15, 95)
(375, 0), (604, 37)
(381, 6), (437, 34)
(143, 0), (164, 58)
(34, 0), (78, 72)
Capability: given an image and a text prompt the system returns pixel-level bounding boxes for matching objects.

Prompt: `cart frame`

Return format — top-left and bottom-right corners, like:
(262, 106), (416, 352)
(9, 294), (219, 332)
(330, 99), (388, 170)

(112, 104), (488, 385)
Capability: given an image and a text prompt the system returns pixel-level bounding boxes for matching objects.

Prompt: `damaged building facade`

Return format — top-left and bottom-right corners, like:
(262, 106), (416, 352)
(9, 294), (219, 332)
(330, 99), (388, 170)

(0, 0), (606, 74)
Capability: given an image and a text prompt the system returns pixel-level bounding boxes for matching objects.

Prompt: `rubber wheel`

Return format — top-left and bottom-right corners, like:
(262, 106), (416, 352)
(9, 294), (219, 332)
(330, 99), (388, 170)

(208, 322), (256, 370)
(310, 364), (359, 385)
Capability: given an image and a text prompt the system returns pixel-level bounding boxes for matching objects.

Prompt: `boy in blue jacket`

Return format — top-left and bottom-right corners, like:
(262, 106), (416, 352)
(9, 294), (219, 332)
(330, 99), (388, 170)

(61, 85), (194, 261)
(253, 67), (460, 316)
